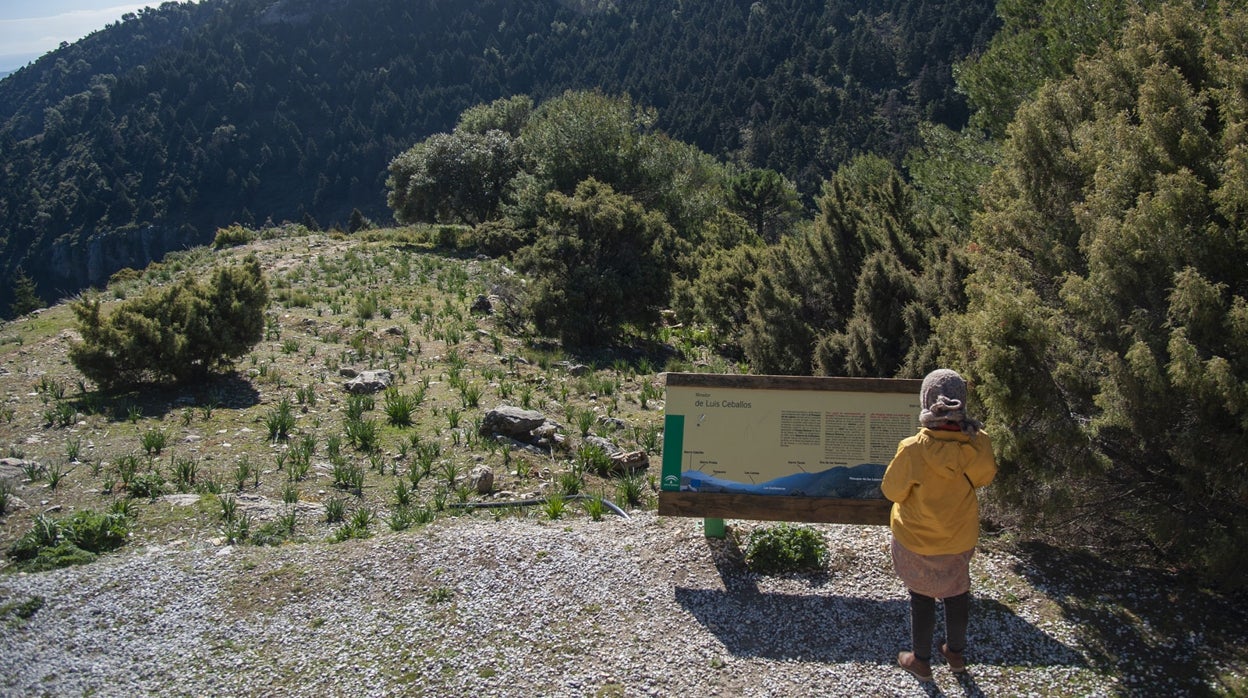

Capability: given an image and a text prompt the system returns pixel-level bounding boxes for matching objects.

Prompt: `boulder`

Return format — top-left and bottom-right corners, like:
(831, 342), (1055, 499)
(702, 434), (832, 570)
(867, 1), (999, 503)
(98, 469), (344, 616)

(480, 406), (547, 439)
(343, 370), (393, 394)
(531, 422), (567, 451)
(0, 457), (31, 483)
(583, 435), (621, 455)
(555, 361), (591, 376)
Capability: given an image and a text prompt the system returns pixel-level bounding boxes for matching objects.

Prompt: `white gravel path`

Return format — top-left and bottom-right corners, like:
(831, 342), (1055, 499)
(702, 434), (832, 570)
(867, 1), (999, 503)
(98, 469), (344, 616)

(0, 511), (1165, 697)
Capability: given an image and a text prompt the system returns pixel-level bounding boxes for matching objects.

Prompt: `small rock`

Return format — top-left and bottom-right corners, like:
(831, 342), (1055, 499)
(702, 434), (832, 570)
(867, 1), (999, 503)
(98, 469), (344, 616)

(470, 465), (494, 495)
(610, 450), (650, 473)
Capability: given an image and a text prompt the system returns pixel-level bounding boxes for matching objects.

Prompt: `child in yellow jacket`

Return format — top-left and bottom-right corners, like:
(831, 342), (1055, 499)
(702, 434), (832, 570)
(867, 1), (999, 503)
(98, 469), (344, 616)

(882, 368), (997, 682)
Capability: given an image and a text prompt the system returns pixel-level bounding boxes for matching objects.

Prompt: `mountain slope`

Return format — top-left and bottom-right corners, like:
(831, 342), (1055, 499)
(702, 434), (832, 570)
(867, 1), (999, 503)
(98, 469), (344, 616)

(0, 0), (997, 312)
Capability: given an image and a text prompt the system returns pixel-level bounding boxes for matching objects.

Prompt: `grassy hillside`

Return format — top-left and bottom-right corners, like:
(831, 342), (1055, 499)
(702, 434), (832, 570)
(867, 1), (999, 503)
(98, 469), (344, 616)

(0, 224), (703, 554)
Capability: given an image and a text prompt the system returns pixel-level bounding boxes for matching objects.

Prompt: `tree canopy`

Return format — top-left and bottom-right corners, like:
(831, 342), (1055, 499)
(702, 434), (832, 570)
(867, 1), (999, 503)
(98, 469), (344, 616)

(943, 3), (1248, 587)
(513, 179), (684, 346)
(69, 256), (269, 388)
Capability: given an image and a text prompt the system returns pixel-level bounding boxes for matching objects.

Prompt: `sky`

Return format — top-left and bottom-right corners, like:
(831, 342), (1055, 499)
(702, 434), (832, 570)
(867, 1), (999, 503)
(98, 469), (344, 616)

(0, 1), (189, 74)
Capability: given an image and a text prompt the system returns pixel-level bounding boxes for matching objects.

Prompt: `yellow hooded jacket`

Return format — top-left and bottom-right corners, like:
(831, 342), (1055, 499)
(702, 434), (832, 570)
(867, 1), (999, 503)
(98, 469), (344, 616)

(881, 427), (997, 556)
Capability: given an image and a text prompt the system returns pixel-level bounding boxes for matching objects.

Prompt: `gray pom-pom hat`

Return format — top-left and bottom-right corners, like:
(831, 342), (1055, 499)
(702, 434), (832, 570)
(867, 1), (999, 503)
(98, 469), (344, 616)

(918, 369), (984, 436)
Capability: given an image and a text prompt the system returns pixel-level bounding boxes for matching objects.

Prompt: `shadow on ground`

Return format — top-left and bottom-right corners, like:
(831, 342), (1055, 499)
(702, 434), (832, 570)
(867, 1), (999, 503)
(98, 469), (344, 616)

(674, 536), (1086, 672)
(80, 370), (262, 423)
(1006, 541), (1248, 696)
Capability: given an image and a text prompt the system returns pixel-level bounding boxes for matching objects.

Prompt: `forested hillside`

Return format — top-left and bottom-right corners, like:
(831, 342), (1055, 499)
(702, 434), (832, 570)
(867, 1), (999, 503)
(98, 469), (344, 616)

(0, 0), (996, 312)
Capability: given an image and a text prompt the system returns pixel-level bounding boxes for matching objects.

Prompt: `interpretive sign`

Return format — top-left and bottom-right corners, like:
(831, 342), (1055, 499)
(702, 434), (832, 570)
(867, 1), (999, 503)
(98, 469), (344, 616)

(658, 373), (922, 527)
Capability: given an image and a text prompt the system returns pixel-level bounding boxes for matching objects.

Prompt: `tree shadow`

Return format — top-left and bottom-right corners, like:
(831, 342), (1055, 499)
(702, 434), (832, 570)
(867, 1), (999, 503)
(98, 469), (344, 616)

(1003, 541), (1248, 695)
(75, 370), (261, 423)
(674, 536), (1087, 672)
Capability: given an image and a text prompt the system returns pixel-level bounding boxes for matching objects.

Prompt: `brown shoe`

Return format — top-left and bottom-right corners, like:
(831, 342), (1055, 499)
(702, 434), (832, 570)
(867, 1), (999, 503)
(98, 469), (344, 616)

(897, 651), (933, 682)
(940, 643), (966, 674)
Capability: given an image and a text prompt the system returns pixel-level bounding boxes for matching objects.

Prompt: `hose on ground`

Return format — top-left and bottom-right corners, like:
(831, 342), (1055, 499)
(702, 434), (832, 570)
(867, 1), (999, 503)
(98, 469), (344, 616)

(449, 493), (630, 519)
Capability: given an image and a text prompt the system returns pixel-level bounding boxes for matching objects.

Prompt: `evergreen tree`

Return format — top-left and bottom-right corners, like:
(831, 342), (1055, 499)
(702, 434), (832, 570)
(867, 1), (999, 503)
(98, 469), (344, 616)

(943, 4), (1248, 588)
(728, 169), (801, 243)
(70, 256), (268, 388)
(513, 179), (684, 347)
(955, 0), (1163, 136)
(671, 211), (764, 349)
(8, 268), (43, 317)
(456, 94), (534, 136)
(743, 155), (933, 375)
(814, 250), (921, 377)
(518, 90), (654, 196)
(387, 129), (520, 225)
(347, 208), (372, 233)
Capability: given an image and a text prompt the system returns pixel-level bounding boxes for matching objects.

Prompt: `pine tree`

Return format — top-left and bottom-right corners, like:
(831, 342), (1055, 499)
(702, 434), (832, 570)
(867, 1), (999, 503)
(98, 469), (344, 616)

(944, 5), (1248, 588)
(8, 269), (43, 318)
(70, 256), (268, 388)
(742, 155), (934, 376)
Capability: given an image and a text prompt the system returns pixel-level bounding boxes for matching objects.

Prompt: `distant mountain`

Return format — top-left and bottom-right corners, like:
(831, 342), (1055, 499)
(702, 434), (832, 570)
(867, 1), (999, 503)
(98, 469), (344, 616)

(680, 462), (886, 499)
(0, 0), (997, 313)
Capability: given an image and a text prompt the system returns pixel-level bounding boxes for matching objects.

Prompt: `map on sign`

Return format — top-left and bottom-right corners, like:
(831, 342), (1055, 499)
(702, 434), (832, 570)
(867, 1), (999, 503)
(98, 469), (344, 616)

(661, 375), (921, 499)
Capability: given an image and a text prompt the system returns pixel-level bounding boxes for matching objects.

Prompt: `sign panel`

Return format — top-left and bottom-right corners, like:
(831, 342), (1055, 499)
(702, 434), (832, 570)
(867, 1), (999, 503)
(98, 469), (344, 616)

(661, 374), (921, 500)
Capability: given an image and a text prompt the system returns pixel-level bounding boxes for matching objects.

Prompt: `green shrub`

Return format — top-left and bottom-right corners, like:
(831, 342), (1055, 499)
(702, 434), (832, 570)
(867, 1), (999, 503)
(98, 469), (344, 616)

(265, 397), (296, 442)
(330, 507), (374, 542)
(344, 417), (379, 452)
(542, 493), (568, 520)
(61, 509), (131, 553)
(577, 443), (613, 477)
(332, 460), (366, 492)
(743, 523), (828, 575)
(513, 178), (686, 346)
(324, 497), (347, 523)
(0, 595), (45, 623)
(383, 388), (417, 427)
(583, 493), (607, 521)
(345, 394), (374, 420)
(69, 256), (269, 388)
(127, 469), (166, 500)
(212, 224), (253, 249)
(250, 508), (296, 547)
(171, 457), (198, 492)
(7, 509), (133, 570)
(615, 471), (645, 508)
(140, 427), (168, 455)
(386, 505), (433, 531)
(23, 542), (98, 571)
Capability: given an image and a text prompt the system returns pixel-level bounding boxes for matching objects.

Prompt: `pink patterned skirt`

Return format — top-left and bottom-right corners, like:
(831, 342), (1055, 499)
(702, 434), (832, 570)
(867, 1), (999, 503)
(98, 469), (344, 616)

(890, 536), (974, 599)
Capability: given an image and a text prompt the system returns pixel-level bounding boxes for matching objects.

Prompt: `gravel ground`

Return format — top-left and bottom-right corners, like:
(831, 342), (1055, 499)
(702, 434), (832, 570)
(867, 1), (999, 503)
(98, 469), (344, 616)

(0, 511), (1213, 697)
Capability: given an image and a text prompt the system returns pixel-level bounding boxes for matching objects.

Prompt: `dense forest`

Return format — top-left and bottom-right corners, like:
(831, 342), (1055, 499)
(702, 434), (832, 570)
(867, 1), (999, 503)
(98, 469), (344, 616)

(0, 0), (996, 310)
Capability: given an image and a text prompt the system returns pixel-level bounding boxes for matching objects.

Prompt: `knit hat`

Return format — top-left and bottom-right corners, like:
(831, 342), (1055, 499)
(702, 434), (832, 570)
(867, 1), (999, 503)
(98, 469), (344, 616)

(919, 368), (983, 436)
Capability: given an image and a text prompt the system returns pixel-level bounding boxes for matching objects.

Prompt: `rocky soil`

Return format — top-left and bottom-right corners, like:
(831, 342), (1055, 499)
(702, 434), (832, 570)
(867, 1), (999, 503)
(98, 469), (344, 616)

(2, 510), (1247, 697)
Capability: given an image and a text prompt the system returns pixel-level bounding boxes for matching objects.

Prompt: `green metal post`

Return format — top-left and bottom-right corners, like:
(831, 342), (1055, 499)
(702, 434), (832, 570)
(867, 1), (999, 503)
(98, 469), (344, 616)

(703, 517), (726, 538)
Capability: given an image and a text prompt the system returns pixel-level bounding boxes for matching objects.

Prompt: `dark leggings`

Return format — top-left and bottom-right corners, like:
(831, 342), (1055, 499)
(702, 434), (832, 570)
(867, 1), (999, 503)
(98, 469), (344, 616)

(909, 590), (969, 661)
